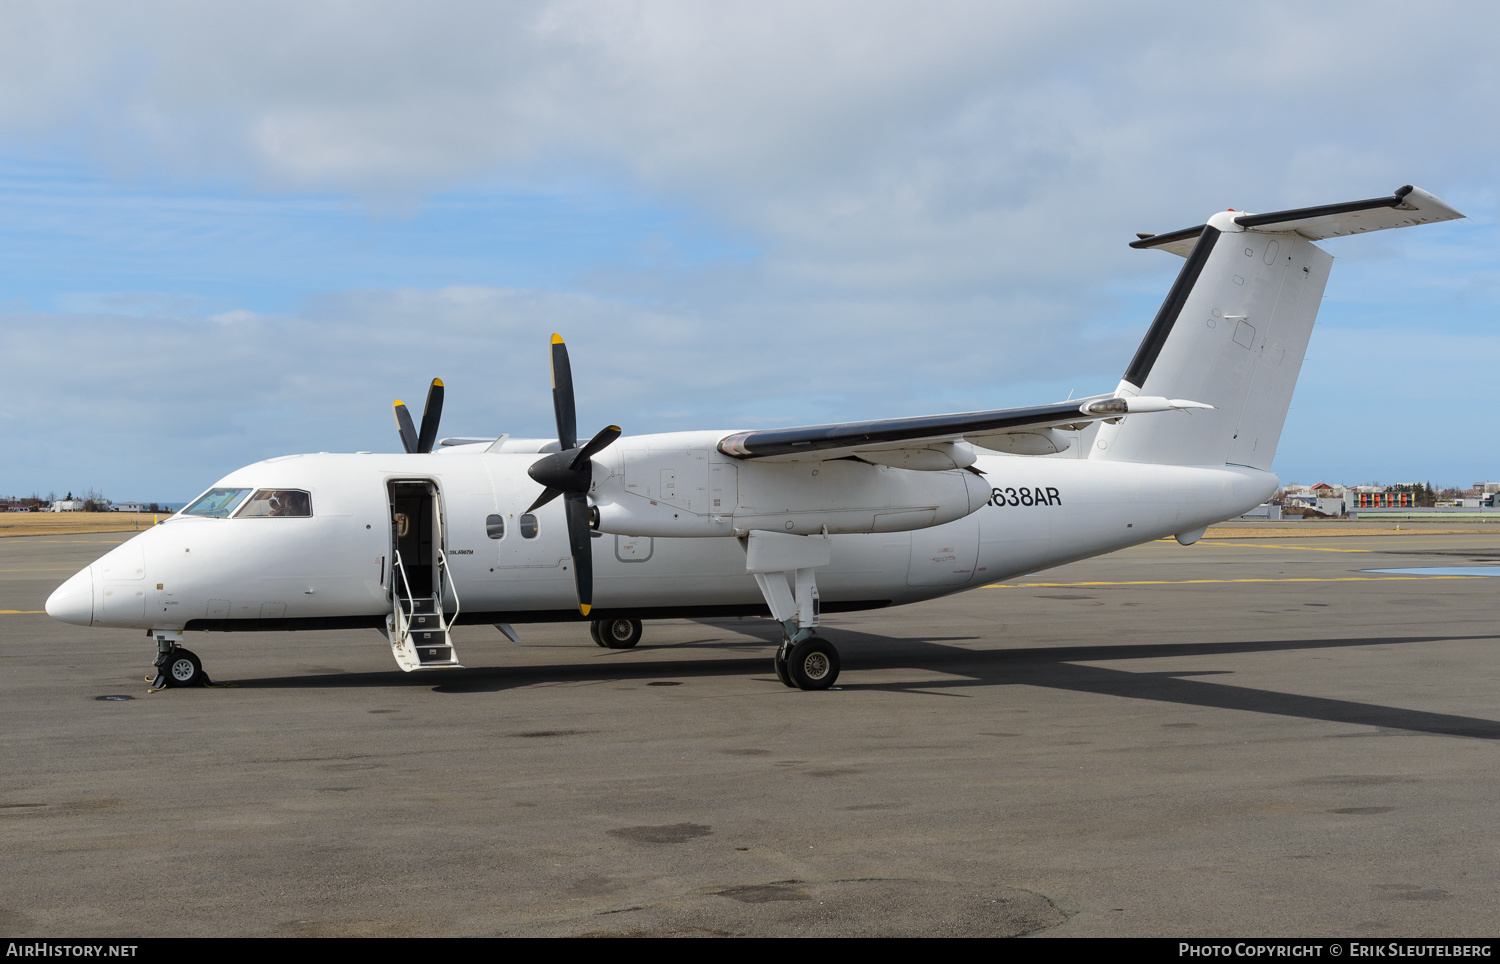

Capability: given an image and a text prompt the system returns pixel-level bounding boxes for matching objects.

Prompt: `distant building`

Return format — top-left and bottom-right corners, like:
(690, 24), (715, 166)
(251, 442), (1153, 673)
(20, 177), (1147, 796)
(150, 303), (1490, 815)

(1355, 491), (1414, 508)
(49, 500), (84, 512)
(1281, 482), (1347, 516)
(112, 503), (146, 513)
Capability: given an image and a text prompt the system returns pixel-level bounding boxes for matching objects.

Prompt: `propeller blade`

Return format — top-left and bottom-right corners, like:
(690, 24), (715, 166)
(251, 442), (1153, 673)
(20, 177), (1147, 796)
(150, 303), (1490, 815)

(416, 378), (444, 454)
(527, 486), (563, 514)
(393, 401), (419, 454)
(549, 333), (577, 451)
(564, 491), (593, 615)
(572, 425), (621, 470)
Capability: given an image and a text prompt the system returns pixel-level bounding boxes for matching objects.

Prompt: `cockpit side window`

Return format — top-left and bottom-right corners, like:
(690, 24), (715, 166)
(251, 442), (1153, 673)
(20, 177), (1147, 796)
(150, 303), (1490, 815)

(183, 488), (251, 518)
(234, 489), (313, 518)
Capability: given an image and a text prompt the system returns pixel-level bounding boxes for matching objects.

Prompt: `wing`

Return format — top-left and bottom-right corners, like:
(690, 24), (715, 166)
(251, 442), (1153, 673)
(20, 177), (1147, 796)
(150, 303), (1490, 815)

(717, 395), (1211, 467)
(1131, 185), (1463, 257)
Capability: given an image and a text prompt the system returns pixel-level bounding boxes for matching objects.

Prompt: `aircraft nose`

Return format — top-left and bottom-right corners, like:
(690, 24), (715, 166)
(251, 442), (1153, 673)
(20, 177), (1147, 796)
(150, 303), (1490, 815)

(46, 566), (94, 626)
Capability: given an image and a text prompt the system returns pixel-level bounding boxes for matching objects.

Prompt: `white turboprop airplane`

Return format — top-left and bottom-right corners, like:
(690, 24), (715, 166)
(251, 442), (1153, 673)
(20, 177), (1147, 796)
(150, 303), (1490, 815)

(46, 186), (1463, 692)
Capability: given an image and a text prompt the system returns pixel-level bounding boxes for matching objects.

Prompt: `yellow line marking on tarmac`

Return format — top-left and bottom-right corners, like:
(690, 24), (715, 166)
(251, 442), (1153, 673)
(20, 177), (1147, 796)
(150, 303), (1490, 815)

(1, 611), (45, 615)
(0, 568), (81, 572)
(988, 575), (1484, 588)
(1200, 540), (1371, 553)
(1155, 538), (1371, 553)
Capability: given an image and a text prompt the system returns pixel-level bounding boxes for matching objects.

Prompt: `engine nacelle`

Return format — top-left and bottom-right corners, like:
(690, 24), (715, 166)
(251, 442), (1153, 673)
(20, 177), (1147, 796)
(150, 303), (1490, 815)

(589, 437), (992, 538)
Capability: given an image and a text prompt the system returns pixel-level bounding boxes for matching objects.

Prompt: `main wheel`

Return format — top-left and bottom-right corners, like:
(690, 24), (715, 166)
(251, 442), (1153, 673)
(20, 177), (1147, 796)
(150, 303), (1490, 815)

(163, 648), (204, 688)
(787, 637), (840, 691)
(600, 618), (642, 649)
(773, 648), (794, 688)
(589, 621), (607, 648)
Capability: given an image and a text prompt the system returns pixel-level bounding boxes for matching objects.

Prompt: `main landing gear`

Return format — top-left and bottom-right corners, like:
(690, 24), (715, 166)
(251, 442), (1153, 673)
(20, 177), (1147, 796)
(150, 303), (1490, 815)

(149, 630), (209, 690)
(591, 618), (642, 649)
(744, 530), (841, 691)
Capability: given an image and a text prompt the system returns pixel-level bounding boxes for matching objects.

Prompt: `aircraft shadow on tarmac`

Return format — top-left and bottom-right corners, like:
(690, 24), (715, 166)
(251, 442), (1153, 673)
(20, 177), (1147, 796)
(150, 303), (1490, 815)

(220, 622), (1500, 742)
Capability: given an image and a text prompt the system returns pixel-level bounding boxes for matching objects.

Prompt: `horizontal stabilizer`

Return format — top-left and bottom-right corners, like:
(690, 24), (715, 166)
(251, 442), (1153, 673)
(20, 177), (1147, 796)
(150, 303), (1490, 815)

(1131, 185), (1463, 257)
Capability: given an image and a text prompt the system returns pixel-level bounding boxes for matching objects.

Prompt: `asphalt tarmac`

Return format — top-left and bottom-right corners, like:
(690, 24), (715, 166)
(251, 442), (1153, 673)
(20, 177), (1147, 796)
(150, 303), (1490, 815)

(3, 528), (1499, 937)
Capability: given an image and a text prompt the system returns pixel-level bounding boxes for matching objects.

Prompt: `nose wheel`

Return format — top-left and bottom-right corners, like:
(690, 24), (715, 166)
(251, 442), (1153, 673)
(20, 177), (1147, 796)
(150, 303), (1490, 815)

(149, 632), (210, 690)
(150, 648), (208, 689)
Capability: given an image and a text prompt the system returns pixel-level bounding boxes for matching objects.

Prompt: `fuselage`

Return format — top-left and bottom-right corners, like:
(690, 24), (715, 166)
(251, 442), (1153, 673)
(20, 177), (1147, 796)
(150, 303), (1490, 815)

(46, 441), (1275, 633)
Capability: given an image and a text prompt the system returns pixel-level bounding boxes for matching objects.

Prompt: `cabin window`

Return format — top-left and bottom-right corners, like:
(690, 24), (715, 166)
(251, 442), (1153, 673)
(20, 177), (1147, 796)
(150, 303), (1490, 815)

(234, 489), (313, 518)
(519, 513), (539, 539)
(486, 514), (506, 539)
(182, 488), (251, 518)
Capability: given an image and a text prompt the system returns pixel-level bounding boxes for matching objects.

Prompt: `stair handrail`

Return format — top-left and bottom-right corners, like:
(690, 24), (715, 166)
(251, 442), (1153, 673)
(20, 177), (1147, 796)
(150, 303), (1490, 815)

(437, 547), (460, 629)
(392, 549), (417, 642)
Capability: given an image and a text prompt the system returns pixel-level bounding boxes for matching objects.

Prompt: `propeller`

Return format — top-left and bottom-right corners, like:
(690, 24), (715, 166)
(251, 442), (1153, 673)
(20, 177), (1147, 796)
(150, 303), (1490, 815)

(526, 334), (620, 616)
(393, 378), (445, 454)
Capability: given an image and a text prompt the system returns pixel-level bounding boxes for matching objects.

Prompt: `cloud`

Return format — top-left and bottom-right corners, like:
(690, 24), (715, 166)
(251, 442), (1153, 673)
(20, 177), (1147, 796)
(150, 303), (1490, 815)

(0, 1), (1495, 497)
(6, 4), (1497, 233)
(1, 274), (1143, 499)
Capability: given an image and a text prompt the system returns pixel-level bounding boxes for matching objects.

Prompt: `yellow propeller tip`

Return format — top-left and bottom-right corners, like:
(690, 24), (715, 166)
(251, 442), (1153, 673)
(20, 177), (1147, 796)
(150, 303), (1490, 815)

(393, 400), (405, 408)
(551, 333), (565, 345)
(580, 604), (591, 616)
(432, 378), (443, 387)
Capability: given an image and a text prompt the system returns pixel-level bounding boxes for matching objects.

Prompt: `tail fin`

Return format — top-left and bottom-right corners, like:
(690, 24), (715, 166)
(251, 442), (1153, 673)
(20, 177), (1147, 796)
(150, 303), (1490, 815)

(1093, 186), (1461, 469)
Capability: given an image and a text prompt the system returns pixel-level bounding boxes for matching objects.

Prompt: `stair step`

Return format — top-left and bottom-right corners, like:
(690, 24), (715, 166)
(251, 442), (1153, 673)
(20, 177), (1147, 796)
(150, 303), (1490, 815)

(390, 594), (460, 670)
(416, 644), (456, 665)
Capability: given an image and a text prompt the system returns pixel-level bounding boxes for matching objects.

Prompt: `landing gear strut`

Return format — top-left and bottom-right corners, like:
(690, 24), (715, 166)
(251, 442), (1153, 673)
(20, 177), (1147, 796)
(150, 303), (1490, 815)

(591, 618), (642, 649)
(149, 630), (208, 689)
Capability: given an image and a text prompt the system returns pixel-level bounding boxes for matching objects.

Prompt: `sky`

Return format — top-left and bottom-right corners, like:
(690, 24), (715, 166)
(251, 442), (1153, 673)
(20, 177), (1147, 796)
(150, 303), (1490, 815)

(1, 1), (1497, 503)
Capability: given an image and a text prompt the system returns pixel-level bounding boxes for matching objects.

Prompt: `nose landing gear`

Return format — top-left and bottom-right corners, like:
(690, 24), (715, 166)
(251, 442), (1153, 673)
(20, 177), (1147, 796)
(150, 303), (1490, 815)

(148, 631), (210, 690)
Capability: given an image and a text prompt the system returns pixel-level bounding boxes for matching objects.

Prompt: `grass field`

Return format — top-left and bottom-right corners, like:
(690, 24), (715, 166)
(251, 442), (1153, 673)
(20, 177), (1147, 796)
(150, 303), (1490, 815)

(0, 512), (168, 538)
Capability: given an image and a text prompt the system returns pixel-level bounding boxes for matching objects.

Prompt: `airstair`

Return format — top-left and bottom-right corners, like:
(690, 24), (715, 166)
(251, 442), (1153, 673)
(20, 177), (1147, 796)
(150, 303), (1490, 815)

(386, 549), (464, 671)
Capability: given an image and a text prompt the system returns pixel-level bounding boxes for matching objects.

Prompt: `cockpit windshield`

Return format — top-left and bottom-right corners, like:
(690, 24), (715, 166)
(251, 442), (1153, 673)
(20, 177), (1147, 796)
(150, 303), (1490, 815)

(234, 489), (313, 518)
(182, 488), (251, 518)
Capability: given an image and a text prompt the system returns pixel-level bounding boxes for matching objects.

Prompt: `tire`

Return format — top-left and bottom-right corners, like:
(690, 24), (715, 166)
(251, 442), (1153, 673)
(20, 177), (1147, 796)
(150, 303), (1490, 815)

(163, 648), (204, 688)
(600, 618), (642, 649)
(589, 621), (608, 648)
(773, 650), (794, 688)
(788, 637), (840, 691)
